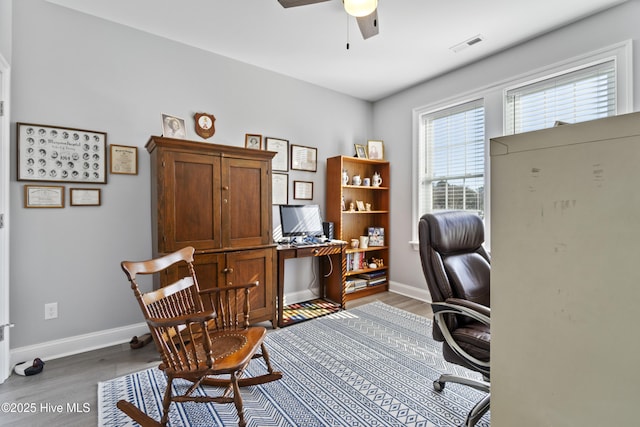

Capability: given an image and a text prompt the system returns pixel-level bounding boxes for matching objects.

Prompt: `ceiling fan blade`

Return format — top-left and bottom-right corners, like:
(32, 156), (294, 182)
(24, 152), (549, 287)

(356, 9), (379, 39)
(278, 0), (331, 7)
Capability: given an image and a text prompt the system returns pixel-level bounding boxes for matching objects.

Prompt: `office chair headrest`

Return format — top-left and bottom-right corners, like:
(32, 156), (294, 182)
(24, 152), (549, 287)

(426, 211), (484, 254)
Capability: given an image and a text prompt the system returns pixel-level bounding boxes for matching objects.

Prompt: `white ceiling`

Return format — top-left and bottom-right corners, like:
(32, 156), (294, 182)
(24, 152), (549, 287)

(46, 0), (626, 102)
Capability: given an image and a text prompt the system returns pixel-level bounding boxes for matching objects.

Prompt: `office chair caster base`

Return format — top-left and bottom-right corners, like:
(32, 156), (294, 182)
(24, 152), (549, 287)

(433, 380), (445, 391)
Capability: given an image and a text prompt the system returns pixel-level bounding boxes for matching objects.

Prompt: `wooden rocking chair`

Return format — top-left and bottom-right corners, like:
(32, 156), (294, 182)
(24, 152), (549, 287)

(118, 246), (282, 427)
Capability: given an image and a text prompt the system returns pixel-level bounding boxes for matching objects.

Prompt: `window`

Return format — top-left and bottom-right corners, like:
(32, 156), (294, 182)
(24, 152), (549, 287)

(505, 60), (616, 135)
(418, 99), (485, 218)
(412, 42), (630, 247)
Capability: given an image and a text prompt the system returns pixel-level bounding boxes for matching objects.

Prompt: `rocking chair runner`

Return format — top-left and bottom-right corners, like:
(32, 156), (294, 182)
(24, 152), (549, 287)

(118, 246), (282, 427)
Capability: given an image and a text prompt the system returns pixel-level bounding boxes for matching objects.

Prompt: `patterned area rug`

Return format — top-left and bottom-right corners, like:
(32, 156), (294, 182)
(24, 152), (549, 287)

(98, 302), (490, 426)
(280, 298), (342, 326)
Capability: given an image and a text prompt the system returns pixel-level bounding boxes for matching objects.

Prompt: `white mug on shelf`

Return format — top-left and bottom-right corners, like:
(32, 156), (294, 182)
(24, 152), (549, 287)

(372, 172), (382, 187)
(352, 175), (361, 186)
(342, 169), (349, 185)
(359, 236), (369, 249)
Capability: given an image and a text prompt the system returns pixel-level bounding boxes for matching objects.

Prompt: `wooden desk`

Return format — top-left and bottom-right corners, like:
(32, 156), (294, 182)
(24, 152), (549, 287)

(276, 243), (346, 327)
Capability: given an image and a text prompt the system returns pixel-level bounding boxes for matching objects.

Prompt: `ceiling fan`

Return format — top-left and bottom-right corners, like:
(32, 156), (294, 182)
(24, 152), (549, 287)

(278, 0), (379, 40)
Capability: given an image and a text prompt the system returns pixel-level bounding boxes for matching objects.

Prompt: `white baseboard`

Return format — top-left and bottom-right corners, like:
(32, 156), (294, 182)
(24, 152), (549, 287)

(388, 280), (432, 303)
(10, 322), (148, 369)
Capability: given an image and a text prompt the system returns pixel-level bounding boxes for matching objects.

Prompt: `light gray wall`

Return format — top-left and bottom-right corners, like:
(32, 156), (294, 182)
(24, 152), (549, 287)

(0, 0), (11, 63)
(10, 0), (372, 348)
(372, 0), (639, 295)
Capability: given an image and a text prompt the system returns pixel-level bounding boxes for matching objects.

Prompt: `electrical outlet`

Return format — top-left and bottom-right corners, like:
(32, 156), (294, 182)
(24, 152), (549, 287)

(44, 302), (58, 320)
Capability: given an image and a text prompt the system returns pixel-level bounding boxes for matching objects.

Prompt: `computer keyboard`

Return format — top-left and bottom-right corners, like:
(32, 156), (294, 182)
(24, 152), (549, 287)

(278, 239), (347, 247)
(292, 242), (319, 247)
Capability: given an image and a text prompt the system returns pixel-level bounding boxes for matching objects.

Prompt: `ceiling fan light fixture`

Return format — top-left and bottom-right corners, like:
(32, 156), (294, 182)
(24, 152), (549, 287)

(343, 0), (377, 17)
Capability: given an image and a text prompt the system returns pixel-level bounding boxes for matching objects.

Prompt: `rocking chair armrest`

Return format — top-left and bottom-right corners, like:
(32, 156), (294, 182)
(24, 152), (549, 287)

(147, 310), (217, 328)
(198, 281), (259, 297)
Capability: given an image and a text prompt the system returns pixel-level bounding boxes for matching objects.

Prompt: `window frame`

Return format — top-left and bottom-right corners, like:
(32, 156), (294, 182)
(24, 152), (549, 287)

(502, 41), (632, 136)
(411, 40), (632, 249)
(417, 98), (486, 219)
(504, 59), (617, 135)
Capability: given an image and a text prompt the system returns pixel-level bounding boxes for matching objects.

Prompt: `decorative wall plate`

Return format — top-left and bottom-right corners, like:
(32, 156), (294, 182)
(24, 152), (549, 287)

(194, 113), (216, 139)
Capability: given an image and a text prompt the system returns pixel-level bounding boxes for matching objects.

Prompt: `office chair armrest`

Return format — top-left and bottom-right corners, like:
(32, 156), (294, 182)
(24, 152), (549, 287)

(431, 300), (490, 372)
(432, 300), (490, 326)
(441, 298), (490, 321)
(147, 310), (217, 328)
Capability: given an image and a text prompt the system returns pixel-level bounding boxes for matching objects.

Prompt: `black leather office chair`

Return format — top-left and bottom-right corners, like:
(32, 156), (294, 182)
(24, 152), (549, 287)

(418, 211), (490, 427)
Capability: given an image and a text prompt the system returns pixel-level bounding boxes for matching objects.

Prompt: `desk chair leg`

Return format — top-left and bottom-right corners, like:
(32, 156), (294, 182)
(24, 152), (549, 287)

(462, 393), (490, 427)
(434, 373), (490, 393)
(432, 374), (489, 427)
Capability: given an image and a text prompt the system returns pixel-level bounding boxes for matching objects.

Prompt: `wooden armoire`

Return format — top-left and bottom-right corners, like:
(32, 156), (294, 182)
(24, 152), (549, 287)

(146, 136), (277, 325)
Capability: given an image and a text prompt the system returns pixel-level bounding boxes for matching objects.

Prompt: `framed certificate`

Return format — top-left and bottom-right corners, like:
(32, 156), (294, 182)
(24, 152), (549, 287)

(265, 137), (289, 172)
(291, 144), (317, 172)
(24, 185), (65, 208)
(293, 180), (313, 200)
(110, 144), (138, 175)
(272, 173), (288, 205)
(70, 188), (101, 206)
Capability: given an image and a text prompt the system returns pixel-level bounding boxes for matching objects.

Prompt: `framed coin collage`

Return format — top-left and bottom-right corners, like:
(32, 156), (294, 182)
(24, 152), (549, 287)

(17, 123), (107, 183)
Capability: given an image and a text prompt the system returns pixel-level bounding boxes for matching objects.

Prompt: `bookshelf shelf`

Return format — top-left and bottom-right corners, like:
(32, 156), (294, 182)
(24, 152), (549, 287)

(342, 210), (389, 214)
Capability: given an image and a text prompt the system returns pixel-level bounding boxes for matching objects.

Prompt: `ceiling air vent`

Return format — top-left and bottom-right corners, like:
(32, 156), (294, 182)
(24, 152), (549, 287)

(450, 34), (484, 53)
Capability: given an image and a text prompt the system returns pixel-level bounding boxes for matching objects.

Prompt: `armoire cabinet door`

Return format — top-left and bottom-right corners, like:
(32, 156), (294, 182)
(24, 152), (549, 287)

(159, 151), (222, 252)
(225, 248), (275, 324)
(222, 158), (272, 248)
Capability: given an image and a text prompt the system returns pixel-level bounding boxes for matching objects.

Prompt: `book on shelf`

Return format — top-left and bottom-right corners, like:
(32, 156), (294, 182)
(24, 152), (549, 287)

(346, 252), (367, 271)
(345, 278), (368, 293)
(356, 270), (387, 280)
(368, 227), (384, 246)
(367, 277), (387, 287)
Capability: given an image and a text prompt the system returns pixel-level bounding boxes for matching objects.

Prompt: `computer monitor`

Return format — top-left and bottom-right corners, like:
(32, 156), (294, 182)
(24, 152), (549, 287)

(279, 204), (325, 238)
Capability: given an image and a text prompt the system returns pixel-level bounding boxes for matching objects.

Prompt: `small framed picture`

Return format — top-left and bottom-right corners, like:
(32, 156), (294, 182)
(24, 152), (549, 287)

(354, 144), (367, 159)
(367, 140), (384, 160)
(245, 134), (262, 150)
(70, 188), (101, 206)
(293, 180), (313, 200)
(110, 144), (138, 175)
(272, 172), (288, 205)
(356, 200), (366, 211)
(161, 114), (187, 139)
(290, 145), (317, 172)
(368, 227), (385, 246)
(24, 185), (65, 208)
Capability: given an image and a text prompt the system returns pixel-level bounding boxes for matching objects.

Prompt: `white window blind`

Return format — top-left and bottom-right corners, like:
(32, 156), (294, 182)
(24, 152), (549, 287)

(505, 60), (616, 135)
(419, 99), (485, 218)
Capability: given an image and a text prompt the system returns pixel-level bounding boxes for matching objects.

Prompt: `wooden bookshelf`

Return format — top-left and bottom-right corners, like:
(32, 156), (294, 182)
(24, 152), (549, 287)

(326, 156), (390, 305)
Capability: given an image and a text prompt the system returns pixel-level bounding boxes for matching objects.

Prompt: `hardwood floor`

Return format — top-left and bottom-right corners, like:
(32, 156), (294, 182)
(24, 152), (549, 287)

(0, 292), (431, 426)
